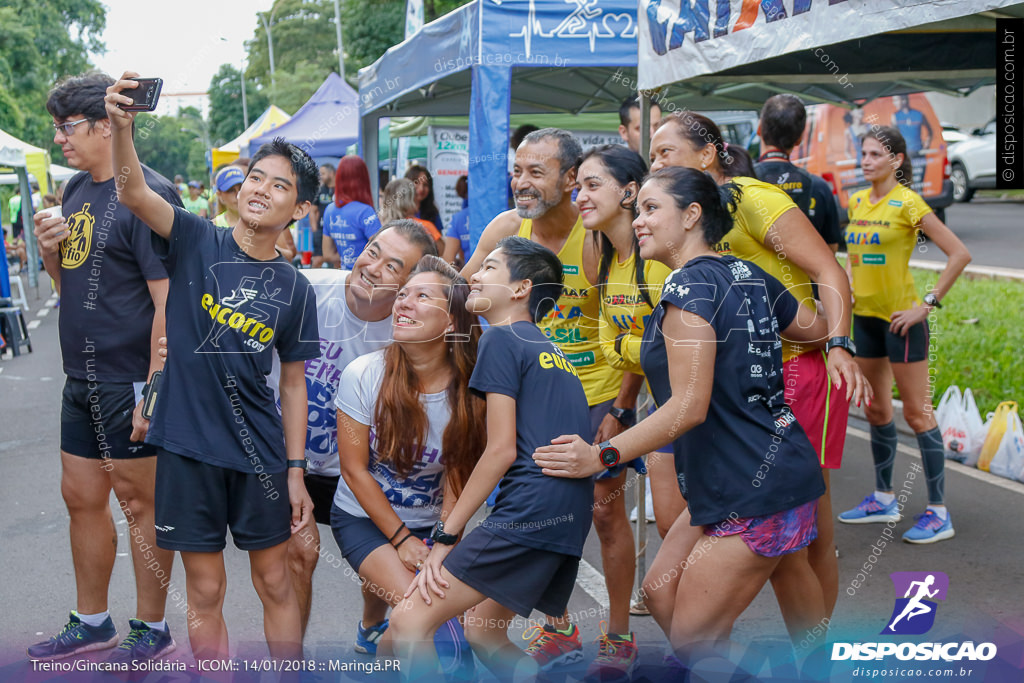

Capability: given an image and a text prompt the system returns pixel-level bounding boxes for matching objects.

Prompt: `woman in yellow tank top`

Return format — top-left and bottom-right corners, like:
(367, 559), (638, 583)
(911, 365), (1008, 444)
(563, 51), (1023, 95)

(838, 126), (970, 545)
(514, 217), (622, 407)
(566, 144), (682, 676)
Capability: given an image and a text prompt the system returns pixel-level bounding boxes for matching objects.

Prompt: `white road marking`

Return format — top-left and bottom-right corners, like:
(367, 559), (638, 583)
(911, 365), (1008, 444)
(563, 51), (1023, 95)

(26, 320), (41, 330)
(36, 308), (49, 318)
(575, 558), (610, 610)
(846, 426), (1024, 496)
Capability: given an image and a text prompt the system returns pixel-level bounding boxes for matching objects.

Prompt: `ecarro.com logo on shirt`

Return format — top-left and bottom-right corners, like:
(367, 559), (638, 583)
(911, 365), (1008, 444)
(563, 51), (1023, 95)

(832, 572), (997, 662)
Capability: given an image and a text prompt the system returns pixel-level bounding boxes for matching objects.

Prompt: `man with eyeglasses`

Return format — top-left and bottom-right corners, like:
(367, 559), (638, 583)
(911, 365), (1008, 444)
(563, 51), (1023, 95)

(29, 72), (183, 664)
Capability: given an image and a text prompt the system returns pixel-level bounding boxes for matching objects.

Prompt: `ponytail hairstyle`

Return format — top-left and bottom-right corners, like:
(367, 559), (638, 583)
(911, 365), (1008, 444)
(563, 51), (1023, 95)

(647, 167), (741, 247)
(578, 145), (653, 308)
(373, 255), (485, 497)
(862, 126), (913, 187)
(658, 111), (749, 179)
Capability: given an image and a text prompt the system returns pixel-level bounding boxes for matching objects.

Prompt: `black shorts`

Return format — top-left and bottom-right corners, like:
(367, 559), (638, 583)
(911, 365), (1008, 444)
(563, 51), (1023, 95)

(853, 314), (929, 363)
(60, 378), (156, 459)
(154, 449), (291, 552)
(312, 227), (324, 256)
(330, 505), (432, 573)
(442, 526), (580, 618)
(304, 473), (340, 526)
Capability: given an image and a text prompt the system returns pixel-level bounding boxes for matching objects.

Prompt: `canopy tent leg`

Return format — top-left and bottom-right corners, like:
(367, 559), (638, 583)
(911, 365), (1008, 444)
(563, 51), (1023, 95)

(468, 64), (511, 256)
(17, 168), (39, 290)
(361, 112), (381, 204)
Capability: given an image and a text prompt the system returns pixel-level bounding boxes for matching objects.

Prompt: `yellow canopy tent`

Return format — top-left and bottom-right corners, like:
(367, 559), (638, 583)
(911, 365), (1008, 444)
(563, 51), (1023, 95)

(211, 105), (291, 169)
(0, 127), (52, 196)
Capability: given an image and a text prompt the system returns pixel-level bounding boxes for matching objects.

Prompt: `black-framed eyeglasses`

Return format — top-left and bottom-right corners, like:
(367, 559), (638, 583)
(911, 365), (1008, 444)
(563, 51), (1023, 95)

(53, 118), (91, 136)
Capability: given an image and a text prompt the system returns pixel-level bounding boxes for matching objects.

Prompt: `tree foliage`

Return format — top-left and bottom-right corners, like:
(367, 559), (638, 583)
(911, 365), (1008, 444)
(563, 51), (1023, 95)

(208, 64), (270, 148)
(134, 111), (207, 184)
(246, 0), (340, 93)
(341, 0), (468, 79)
(0, 0), (106, 151)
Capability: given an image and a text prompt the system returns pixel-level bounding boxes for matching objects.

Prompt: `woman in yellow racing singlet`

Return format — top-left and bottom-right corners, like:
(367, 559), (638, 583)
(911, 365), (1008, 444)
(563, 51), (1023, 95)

(568, 144), (680, 674)
(837, 126), (970, 545)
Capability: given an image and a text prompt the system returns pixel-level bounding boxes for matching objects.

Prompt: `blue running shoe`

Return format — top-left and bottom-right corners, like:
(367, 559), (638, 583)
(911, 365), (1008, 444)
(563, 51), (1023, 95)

(902, 510), (955, 544)
(434, 617), (476, 681)
(107, 619), (175, 663)
(837, 493), (900, 524)
(355, 619), (388, 655)
(27, 612), (118, 660)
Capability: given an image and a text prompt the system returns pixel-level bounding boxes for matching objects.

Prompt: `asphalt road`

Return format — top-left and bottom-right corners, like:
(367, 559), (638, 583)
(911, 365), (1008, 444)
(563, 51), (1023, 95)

(915, 199), (1022, 270)
(1, 278), (1023, 682)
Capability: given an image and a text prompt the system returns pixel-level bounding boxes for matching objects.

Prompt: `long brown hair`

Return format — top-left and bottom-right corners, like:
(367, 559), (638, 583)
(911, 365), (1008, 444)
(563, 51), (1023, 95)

(862, 126), (913, 187)
(372, 256), (485, 496)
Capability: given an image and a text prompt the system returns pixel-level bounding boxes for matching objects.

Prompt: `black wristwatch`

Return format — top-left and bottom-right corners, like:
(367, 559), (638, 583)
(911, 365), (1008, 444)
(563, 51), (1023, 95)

(430, 521), (458, 546)
(598, 440), (621, 468)
(286, 459), (308, 472)
(923, 293), (942, 309)
(825, 336), (857, 357)
(608, 406), (636, 427)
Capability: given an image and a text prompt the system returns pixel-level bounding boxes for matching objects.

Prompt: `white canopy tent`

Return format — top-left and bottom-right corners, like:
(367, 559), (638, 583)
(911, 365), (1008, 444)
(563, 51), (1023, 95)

(637, 0), (1024, 103)
(0, 127), (53, 290)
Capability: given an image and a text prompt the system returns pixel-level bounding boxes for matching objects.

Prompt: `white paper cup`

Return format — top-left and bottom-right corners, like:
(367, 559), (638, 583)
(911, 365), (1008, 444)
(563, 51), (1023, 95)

(38, 206), (63, 220)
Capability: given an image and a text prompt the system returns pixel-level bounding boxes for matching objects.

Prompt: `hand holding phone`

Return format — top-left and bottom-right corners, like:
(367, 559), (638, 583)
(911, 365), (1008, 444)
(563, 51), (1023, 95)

(118, 77), (162, 112)
(105, 72), (158, 129)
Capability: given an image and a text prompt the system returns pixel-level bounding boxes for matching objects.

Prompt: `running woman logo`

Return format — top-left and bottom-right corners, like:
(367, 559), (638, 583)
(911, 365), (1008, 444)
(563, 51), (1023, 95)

(882, 571), (948, 635)
(61, 203), (94, 269)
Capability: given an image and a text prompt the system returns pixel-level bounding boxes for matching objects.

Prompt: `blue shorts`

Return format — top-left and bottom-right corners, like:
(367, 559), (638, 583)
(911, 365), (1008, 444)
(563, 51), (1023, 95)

(443, 526), (579, 618)
(330, 505), (432, 573)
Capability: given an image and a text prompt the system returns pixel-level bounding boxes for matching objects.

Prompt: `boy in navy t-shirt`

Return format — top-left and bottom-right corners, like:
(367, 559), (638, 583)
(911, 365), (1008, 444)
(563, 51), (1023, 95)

(105, 73), (319, 661)
(389, 236), (592, 680)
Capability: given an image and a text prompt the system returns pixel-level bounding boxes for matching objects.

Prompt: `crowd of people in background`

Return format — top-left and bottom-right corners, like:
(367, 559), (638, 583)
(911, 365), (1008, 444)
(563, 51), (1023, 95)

(23, 67), (972, 683)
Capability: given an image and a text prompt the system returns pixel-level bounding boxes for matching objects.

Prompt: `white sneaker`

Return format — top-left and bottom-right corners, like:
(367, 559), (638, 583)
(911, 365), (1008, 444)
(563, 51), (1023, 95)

(630, 480), (656, 523)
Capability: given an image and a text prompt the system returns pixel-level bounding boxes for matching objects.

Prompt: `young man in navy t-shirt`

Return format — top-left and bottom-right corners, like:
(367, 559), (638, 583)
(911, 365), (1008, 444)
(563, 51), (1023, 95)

(105, 72), (320, 661)
(389, 236), (592, 681)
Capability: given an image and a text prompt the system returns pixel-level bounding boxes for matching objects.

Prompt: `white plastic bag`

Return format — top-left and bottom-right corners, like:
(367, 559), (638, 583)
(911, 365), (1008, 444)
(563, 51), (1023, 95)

(937, 385), (982, 463)
(987, 410), (1024, 481)
(935, 385), (962, 433)
(960, 388), (987, 467)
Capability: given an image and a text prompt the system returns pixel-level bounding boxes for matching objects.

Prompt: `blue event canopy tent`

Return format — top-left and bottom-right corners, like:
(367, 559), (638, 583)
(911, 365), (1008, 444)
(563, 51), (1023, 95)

(250, 73), (360, 158)
(358, 0), (642, 249)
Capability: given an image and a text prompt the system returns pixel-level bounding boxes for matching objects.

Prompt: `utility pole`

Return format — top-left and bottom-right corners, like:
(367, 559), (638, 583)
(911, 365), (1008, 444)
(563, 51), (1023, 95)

(333, 0), (345, 79)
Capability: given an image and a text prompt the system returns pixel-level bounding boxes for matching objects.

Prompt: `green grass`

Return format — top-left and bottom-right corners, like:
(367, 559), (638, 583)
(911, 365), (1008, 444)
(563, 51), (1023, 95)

(834, 257), (1023, 413)
(908, 269), (1024, 415)
(976, 189), (1024, 198)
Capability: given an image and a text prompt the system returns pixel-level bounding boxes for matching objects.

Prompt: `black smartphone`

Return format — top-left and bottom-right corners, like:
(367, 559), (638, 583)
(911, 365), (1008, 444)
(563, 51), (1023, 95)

(141, 370), (162, 419)
(119, 78), (163, 112)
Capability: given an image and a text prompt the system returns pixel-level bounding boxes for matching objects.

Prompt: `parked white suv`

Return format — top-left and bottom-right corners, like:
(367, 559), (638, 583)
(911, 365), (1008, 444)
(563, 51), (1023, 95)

(949, 120), (997, 202)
